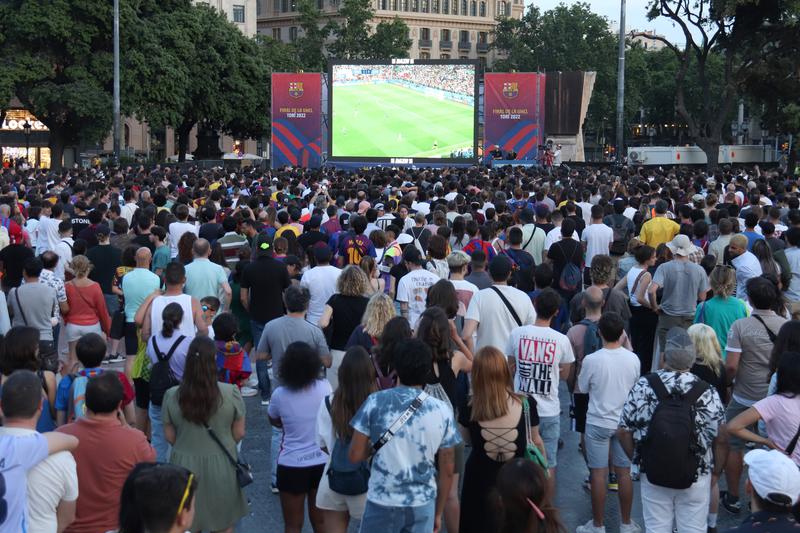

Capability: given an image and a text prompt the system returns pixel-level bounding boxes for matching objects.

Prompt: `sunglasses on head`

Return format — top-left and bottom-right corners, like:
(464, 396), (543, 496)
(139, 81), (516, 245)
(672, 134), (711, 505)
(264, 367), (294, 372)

(201, 305), (217, 313)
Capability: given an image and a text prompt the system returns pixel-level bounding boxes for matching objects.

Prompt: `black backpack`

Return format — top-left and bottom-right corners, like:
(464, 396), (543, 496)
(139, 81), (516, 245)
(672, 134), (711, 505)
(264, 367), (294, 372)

(149, 335), (186, 406)
(609, 214), (632, 255)
(640, 374), (709, 489)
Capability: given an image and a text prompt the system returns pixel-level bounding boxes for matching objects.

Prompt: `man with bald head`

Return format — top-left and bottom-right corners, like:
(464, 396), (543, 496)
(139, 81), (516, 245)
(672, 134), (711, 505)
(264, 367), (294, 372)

(120, 247), (161, 373)
(184, 238), (232, 311)
(727, 233), (762, 299)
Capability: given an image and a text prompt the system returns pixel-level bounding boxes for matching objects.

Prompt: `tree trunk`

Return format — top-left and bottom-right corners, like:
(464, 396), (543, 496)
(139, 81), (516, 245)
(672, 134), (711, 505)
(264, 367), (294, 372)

(0, 110), (5, 164)
(49, 129), (66, 171)
(177, 122), (193, 163)
(696, 137), (721, 170)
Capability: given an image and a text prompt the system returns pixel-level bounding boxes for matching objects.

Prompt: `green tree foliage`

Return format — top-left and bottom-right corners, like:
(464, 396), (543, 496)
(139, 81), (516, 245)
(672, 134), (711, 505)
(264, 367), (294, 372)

(327, 0), (411, 60)
(493, 3), (645, 140)
(294, 0), (330, 71)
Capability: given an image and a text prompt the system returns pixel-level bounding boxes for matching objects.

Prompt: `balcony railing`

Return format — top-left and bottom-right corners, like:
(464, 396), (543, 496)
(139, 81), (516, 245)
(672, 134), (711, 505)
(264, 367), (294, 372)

(419, 38), (433, 48)
(476, 42), (489, 52)
(458, 40), (471, 51)
(439, 40), (452, 50)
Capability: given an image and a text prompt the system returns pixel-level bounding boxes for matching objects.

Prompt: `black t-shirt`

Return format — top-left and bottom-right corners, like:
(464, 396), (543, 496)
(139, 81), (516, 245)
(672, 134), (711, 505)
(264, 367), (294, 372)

(131, 233), (155, 253)
(199, 222), (224, 243)
(71, 216), (91, 238)
(547, 238), (583, 290)
(536, 222), (555, 235)
(406, 227), (431, 253)
(0, 244), (33, 289)
(86, 244), (122, 294)
(325, 294), (369, 350)
(389, 262), (408, 301)
(691, 362), (727, 402)
(297, 230), (328, 253)
(241, 256), (291, 323)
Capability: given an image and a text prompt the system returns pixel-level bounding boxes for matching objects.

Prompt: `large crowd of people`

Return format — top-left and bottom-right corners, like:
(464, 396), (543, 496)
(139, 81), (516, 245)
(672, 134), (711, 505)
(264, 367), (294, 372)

(3, 161), (800, 533)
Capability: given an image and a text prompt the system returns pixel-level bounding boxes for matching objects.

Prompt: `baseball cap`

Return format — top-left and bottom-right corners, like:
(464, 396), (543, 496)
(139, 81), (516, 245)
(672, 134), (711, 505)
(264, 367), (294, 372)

(663, 327), (696, 370)
(692, 194), (704, 203)
(396, 233), (413, 246)
(375, 203), (385, 211)
(284, 255), (301, 267)
(95, 224), (111, 237)
(255, 233), (272, 257)
(744, 449), (800, 506)
(446, 250), (471, 268)
(357, 200), (370, 215)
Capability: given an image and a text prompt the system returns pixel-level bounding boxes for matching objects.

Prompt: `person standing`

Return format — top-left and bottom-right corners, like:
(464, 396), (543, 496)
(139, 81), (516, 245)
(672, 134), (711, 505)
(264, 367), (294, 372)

(576, 312), (641, 533)
(581, 205), (614, 284)
(168, 204), (198, 259)
(0, 371), (80, 533)
(722, 276), (786, 515)
(617, 328), (726, 533)
(85, 225), (121, 319)
(462, 255), (536, 354)
(505, 288), (574, 494)
(648, 235), (709, 357)
(519, 208), (547, 265)
(349, 339), (461, 533)
(396, 246), (440, 329)
(638, 200), (680, 249)
(241, 233), (291, 406)
(163, 336), (248, 533)
(727, 234), (763, 300)
(57, 372), (156, 533)
(184, 238), (232, 311)
(300, 246), (341, 326)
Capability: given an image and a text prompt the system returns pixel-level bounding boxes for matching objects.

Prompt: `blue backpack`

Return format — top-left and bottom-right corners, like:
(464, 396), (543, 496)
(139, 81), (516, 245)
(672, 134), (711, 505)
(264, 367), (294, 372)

(325, 396), (370, 495)
(579, 319), (602, 357)
(69, 368), (104, 421)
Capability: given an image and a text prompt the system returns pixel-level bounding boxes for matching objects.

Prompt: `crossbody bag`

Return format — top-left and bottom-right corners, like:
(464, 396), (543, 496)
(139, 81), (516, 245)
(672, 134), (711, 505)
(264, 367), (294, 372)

(372, 391), (428, 452)
(490, 286), (522, 327)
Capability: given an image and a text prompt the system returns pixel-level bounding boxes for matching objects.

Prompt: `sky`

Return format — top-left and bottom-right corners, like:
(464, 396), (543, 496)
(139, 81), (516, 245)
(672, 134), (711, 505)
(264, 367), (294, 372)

(529, 0), (687, 44)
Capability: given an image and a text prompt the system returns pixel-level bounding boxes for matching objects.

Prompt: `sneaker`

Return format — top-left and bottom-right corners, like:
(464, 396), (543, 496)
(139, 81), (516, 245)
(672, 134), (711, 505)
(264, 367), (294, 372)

(721, 490), (742, 514)
(576, 519), (606, 533)
(271, 483), (279, 494)
(104, 353), (124, 364)
(240, 386), (258, 397)
(246, 374), (259, 388)
(620, 521), (642, 533)
(608, 473), (619, 492)
(261, 399), (270, 407)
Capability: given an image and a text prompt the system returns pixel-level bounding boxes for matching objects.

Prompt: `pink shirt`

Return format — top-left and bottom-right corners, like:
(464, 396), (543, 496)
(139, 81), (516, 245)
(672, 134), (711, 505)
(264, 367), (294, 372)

(754, 394), (800, 465)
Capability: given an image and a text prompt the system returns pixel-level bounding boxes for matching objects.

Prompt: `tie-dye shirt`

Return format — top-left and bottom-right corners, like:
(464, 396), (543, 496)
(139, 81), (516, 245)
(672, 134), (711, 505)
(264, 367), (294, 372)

(351, 385), (462, 507)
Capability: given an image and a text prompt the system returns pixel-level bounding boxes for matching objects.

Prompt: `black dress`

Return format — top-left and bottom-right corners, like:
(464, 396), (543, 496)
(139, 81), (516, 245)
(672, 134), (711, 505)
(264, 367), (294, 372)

(458, 395), (539, 533)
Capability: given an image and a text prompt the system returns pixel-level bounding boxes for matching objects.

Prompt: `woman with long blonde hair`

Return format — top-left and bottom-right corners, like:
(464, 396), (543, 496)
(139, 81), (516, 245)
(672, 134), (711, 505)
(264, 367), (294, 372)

(687, 322), (727, 533)
(319, 265), (370, 390)
(345, 292), (395, 353)
(459, 346), (545, 533)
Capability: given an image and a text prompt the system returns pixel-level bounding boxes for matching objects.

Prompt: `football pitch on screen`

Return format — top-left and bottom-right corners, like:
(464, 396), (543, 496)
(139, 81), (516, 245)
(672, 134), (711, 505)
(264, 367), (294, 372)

(331, 83), (474, 159)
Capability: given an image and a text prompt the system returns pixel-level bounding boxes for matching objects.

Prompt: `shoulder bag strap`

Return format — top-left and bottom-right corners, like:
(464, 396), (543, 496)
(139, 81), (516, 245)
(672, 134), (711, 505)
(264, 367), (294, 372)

(522, 397), (532, 446)
(645, 373), (670, 401)
(13, 288), (27, 325)
(785, 425), (800, 456)
(71, 282), (94, 309)
(162, 335), (186, 362)
(373, 391), (428, 452)
(325, 394), (332, 413)
(489, 286), (522, 327)
(205, 424), (240, 468)
(752, 314), (778, 343)
(630, 269), (647, 297)
(523, 226), (537, 250)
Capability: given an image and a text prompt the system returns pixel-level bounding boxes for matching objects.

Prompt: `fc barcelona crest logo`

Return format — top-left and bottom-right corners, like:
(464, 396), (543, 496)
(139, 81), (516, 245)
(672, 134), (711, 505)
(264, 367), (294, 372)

(289, 81), (304, 98)
(502, 81), (518, 99)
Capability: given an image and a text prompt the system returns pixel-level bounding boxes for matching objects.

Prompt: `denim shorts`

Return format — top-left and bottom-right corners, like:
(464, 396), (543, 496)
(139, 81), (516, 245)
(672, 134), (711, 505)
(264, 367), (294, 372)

(359, 499), (435, 533)
(538, 415), (560, 468)
(726, 397), (755, 450)
(584, 423), (630, 469)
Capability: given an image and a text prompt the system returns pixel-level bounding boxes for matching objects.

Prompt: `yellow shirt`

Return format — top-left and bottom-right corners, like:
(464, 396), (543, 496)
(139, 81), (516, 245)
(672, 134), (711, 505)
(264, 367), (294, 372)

(275, 225), (300, 238)
(639, 216), (680, 248)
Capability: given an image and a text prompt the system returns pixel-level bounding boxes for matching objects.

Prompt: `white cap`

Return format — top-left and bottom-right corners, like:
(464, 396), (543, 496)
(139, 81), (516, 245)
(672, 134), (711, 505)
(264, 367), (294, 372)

(396, 233), (413, 245)
(744, 449), (800, 506)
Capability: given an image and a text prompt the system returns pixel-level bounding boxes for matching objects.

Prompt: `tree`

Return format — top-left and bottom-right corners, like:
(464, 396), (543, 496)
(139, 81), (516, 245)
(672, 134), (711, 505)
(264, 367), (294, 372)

(493, 3), (642, 142)
(327, 0), (411, 59)
(294, 0), (330, 71)
(636, 0), (798, 168)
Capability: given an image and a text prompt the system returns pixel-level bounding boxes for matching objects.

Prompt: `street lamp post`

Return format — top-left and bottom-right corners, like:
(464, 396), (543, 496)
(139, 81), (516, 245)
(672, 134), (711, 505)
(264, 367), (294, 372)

(615, 0), (626, 165)
(112, 0), (121, 166)
(22, 120), (32, 165)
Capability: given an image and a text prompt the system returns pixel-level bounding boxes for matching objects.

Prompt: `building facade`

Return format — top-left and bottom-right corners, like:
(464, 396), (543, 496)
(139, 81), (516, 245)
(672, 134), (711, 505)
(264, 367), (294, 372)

(628, 29), (667, 52)
(256, 0), (523, 64)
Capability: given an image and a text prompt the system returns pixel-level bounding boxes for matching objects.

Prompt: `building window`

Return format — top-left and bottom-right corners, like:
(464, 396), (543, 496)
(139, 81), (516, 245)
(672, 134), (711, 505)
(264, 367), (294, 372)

(257, 0), (262, 16)
(459, 55), (468, 59)
(289, 26), (298, 41)
(470, 0), (476, 15)
(232, 4), (245, 22)
(497, 0), (505, 15)
(272, 27), (282, 40)
(478, 56), (486, 68)
(290, 0), (297, 9)
(441, 28), (450, 40)
(412, 0), (418, 11)
(431, 0), (439, 11)
(449, 0), (455, 13)
(400, 0), (407, 10)
(274, 0), (280, 12)
(461, 0), (467, 14)
(459, 29), (469, 42)
(421, 0), (428, 12)
(281, 0), (288, 11)
(441, 53), (450, 59)
(479, 1), (485, 16)
(380, 0), (387, 8)
(421, 27), (430, 39)
(478, 31), (487, 43)
(420, 52), (431, 59)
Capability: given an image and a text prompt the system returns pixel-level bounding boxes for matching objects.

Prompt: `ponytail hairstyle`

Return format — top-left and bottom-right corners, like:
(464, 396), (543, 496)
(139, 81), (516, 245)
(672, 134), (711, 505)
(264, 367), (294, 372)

(492, 458), (565, 533)
(160, 302), (184, 338)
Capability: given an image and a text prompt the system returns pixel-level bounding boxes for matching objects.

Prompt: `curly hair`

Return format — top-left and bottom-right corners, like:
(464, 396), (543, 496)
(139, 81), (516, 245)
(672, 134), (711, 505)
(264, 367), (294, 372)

(589, 254), (614, 286)
(337, 265), (370, 297)
(279, 342), (322, 390)
(69, 255), (93, 278)
(362, 292), (396, 337)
